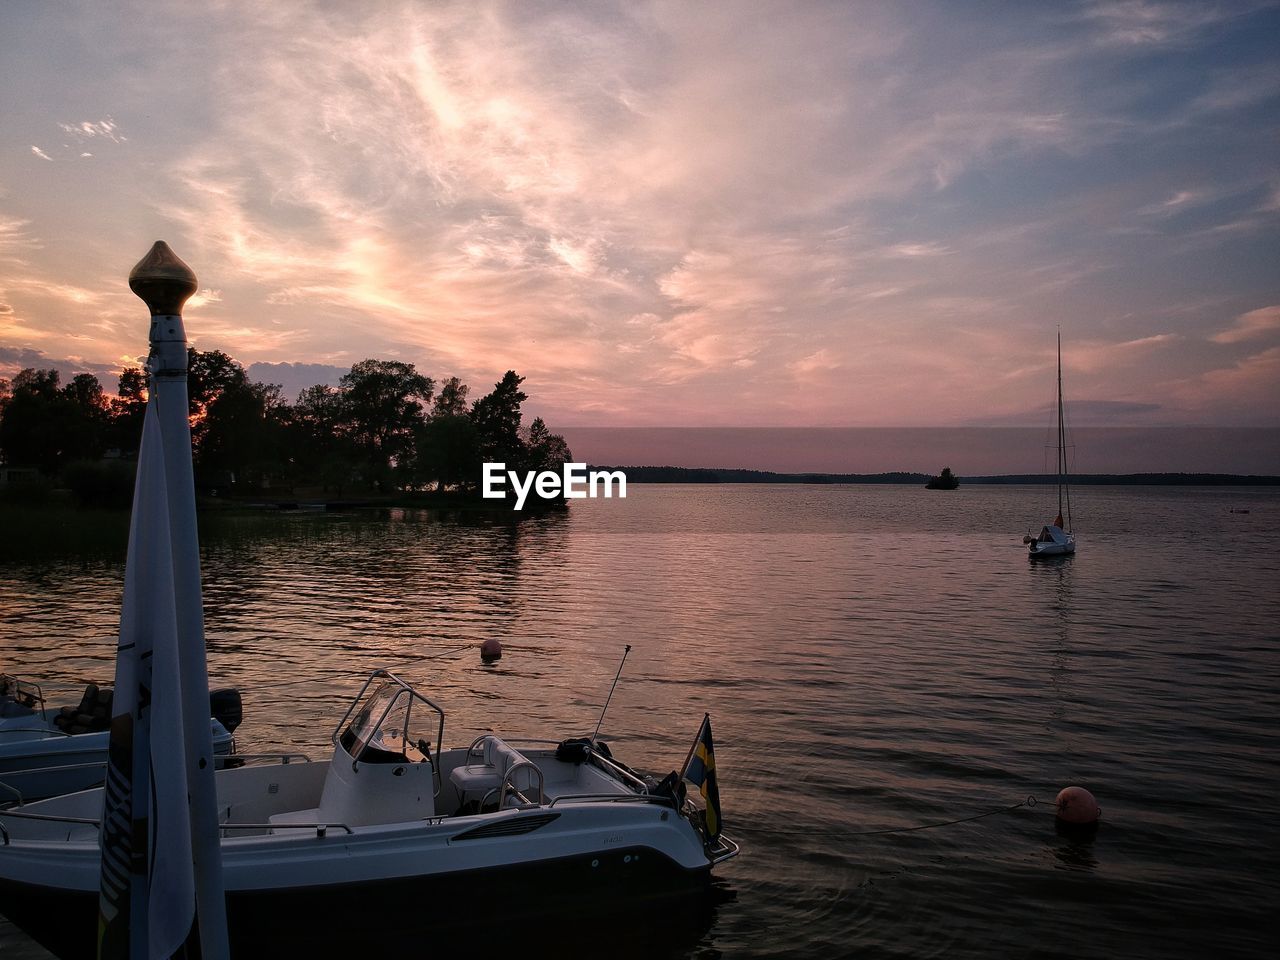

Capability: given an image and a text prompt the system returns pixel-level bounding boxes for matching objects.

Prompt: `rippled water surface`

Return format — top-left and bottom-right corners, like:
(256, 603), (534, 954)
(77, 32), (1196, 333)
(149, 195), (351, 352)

(2, 484), (1278, 958)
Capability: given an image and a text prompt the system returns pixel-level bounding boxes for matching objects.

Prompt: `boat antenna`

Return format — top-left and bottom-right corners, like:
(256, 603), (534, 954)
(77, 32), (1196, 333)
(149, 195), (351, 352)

(591, 644), (632, 745)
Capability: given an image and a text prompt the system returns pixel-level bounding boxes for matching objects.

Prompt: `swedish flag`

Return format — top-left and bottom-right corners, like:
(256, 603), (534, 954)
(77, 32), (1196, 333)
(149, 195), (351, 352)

(681, 714), (722, 840)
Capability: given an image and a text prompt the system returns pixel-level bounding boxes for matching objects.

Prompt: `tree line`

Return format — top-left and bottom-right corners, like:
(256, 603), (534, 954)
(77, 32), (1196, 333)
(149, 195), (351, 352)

(0, 353), (572, 506)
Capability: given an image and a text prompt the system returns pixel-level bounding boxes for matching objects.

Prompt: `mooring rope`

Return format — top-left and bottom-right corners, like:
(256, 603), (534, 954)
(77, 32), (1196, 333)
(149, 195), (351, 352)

(11, 642), (481, 692)
(761, 795), (1038, 837)
(848, 795), (1037, 835)
(252, 642), (479, 688)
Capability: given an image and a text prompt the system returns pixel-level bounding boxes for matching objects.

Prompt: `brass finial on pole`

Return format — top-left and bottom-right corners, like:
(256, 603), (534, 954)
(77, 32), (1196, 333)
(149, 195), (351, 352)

(129, 240), (198, 316)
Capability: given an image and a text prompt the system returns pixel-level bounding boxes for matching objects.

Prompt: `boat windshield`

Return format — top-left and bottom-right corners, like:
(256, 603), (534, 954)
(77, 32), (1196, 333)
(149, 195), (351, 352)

(0, 674), (42, 717)
(340, 679), (430, 764)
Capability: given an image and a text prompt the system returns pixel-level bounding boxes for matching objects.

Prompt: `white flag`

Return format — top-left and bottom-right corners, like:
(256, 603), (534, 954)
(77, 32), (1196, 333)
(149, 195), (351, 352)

(100, 402), (196, 959)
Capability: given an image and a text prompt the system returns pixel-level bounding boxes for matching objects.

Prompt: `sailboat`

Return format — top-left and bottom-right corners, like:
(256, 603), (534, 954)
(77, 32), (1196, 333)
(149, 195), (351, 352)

(1027, 332), (1076, 558)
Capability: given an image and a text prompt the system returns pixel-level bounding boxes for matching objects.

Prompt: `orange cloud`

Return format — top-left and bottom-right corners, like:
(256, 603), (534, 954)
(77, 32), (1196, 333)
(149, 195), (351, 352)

(1211, 305), (1280, 344)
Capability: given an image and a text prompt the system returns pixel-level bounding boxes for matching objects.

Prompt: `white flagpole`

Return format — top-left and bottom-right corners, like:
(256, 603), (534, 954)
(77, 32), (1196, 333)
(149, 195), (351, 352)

(128, 242), (231, 959)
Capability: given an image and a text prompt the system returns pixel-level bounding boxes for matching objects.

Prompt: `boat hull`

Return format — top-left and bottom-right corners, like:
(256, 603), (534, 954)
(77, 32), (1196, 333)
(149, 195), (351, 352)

(0, 841), (712, 959)
(0, 716), (234, 801)
(1028, 540), (1075, 558)
(0, 755), (728, 959)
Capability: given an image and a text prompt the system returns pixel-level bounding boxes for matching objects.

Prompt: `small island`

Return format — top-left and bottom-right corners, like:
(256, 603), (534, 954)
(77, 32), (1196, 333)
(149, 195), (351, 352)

(925, 467), (959, 490)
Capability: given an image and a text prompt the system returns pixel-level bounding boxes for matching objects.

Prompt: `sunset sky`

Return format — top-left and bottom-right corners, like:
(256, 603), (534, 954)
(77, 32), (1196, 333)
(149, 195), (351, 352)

(1, 1), (1278, 446)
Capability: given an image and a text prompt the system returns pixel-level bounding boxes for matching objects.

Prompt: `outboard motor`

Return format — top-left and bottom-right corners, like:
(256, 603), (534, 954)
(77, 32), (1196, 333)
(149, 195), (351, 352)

(209, 688), (243, 733)
(554, 737), (593, 764)
(649, 770), (687, 807)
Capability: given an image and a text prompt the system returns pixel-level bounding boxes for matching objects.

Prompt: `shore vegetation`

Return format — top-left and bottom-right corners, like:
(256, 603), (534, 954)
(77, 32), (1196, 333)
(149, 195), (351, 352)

(0, 355), (572, 511)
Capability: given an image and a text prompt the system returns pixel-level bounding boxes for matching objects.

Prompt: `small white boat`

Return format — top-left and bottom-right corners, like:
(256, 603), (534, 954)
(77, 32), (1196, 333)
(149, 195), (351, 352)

(0, 670), (738, 958)
(1027, 522), (1075, 557)
(1027, 332), (1077, 558)
(0, 673), (238, 802)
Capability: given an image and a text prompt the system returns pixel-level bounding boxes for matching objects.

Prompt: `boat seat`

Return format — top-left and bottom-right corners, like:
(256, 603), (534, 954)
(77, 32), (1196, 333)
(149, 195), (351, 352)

(449, 736), (530, 798)
(268, 808), (326, 835)
(53, 684), (113, 733)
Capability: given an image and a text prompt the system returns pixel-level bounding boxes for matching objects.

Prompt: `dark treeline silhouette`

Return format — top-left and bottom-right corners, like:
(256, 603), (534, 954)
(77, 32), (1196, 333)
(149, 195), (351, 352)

(601, 468), (931, 483)
(0, 353), (573, 507)
(609, 466), (1280, 485)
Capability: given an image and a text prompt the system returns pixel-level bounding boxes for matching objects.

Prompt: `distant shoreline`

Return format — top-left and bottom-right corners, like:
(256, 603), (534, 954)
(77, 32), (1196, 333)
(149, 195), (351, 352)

(604, 466), (1280, 485)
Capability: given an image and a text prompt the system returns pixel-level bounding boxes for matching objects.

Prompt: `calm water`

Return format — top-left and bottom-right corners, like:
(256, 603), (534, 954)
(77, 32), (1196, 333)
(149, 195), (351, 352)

(2, 484), (1278, 958)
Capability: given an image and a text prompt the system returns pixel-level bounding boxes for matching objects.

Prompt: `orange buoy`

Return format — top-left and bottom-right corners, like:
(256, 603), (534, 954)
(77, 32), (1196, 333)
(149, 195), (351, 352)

(1055, 786), (1101, 826)
(480, 639), (503, 663)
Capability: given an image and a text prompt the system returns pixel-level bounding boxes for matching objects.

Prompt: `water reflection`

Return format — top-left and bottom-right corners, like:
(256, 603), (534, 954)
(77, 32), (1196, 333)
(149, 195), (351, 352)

(2, 486), (1278, 960)
(1051, 829), (1101, 871)
(1028, 556), (1075, 723)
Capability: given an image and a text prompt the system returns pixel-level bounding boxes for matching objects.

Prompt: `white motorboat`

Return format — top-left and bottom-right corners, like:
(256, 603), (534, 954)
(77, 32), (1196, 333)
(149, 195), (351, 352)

(1027, 331), (1077, 558)
(0, 669), (738, 958)
(0, 673), (239, 802)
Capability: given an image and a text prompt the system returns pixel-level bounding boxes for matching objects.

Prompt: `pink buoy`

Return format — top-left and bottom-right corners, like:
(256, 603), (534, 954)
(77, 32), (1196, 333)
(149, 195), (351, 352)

(1055, 786), (1101, 825)
(480, 639), (503, 663)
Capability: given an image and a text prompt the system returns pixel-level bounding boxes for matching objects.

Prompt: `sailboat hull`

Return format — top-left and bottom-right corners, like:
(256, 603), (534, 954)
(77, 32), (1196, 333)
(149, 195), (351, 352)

(1028, 524), (1075, 558)
(1028, 540), (1075, 558)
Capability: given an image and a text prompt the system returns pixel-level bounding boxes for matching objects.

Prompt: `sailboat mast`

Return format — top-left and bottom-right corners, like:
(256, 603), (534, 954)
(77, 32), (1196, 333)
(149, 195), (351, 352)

(1056, 330), (1072, 530)
(1057, 331), (1064, 520)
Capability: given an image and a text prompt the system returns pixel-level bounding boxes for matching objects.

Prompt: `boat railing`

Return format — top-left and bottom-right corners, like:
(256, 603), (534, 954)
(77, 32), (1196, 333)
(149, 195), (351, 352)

(0, 808), (98, 825)
(0, 807), (101, 844)
(546, 793), (676, 809)
(0, 754), (310, 813)
(0, 750), (260, 782)
(0, 758), (109, 803)
(0, 726), (71, 739)
(228, 753), (312, 766)
(480, 785), (528, 808)
(468, 736), (650, 796)
(0, 779), (23, 806)
(706, 834), (740, 864)
(481, 737), (563, 749)
(1, 758), (109, 778)
(499, 759), (545, 808)
(218, 821), (356, 838)
(588, 750), (649, 793)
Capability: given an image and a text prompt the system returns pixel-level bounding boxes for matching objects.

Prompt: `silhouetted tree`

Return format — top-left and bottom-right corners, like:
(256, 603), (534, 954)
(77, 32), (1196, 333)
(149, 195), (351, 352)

(0, 351), (575, 506)
(525, 417), (573, 473)
(10, 368), (59, 399)
(432, 376), (469, 417)
(60, 373), (111, 462)
(411, 413), (481, 492)
(470, 371), (527, 467)
(63, 373), (106, 411)
(187, 348), (247, 422)
(195, 378), (284, 489)
(282, 384), (362, 494)
(0, 369), (109, 472)
(339, 359), (434, 489)
(108, 367), (148, 454)
(0, 369), (61, 470)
